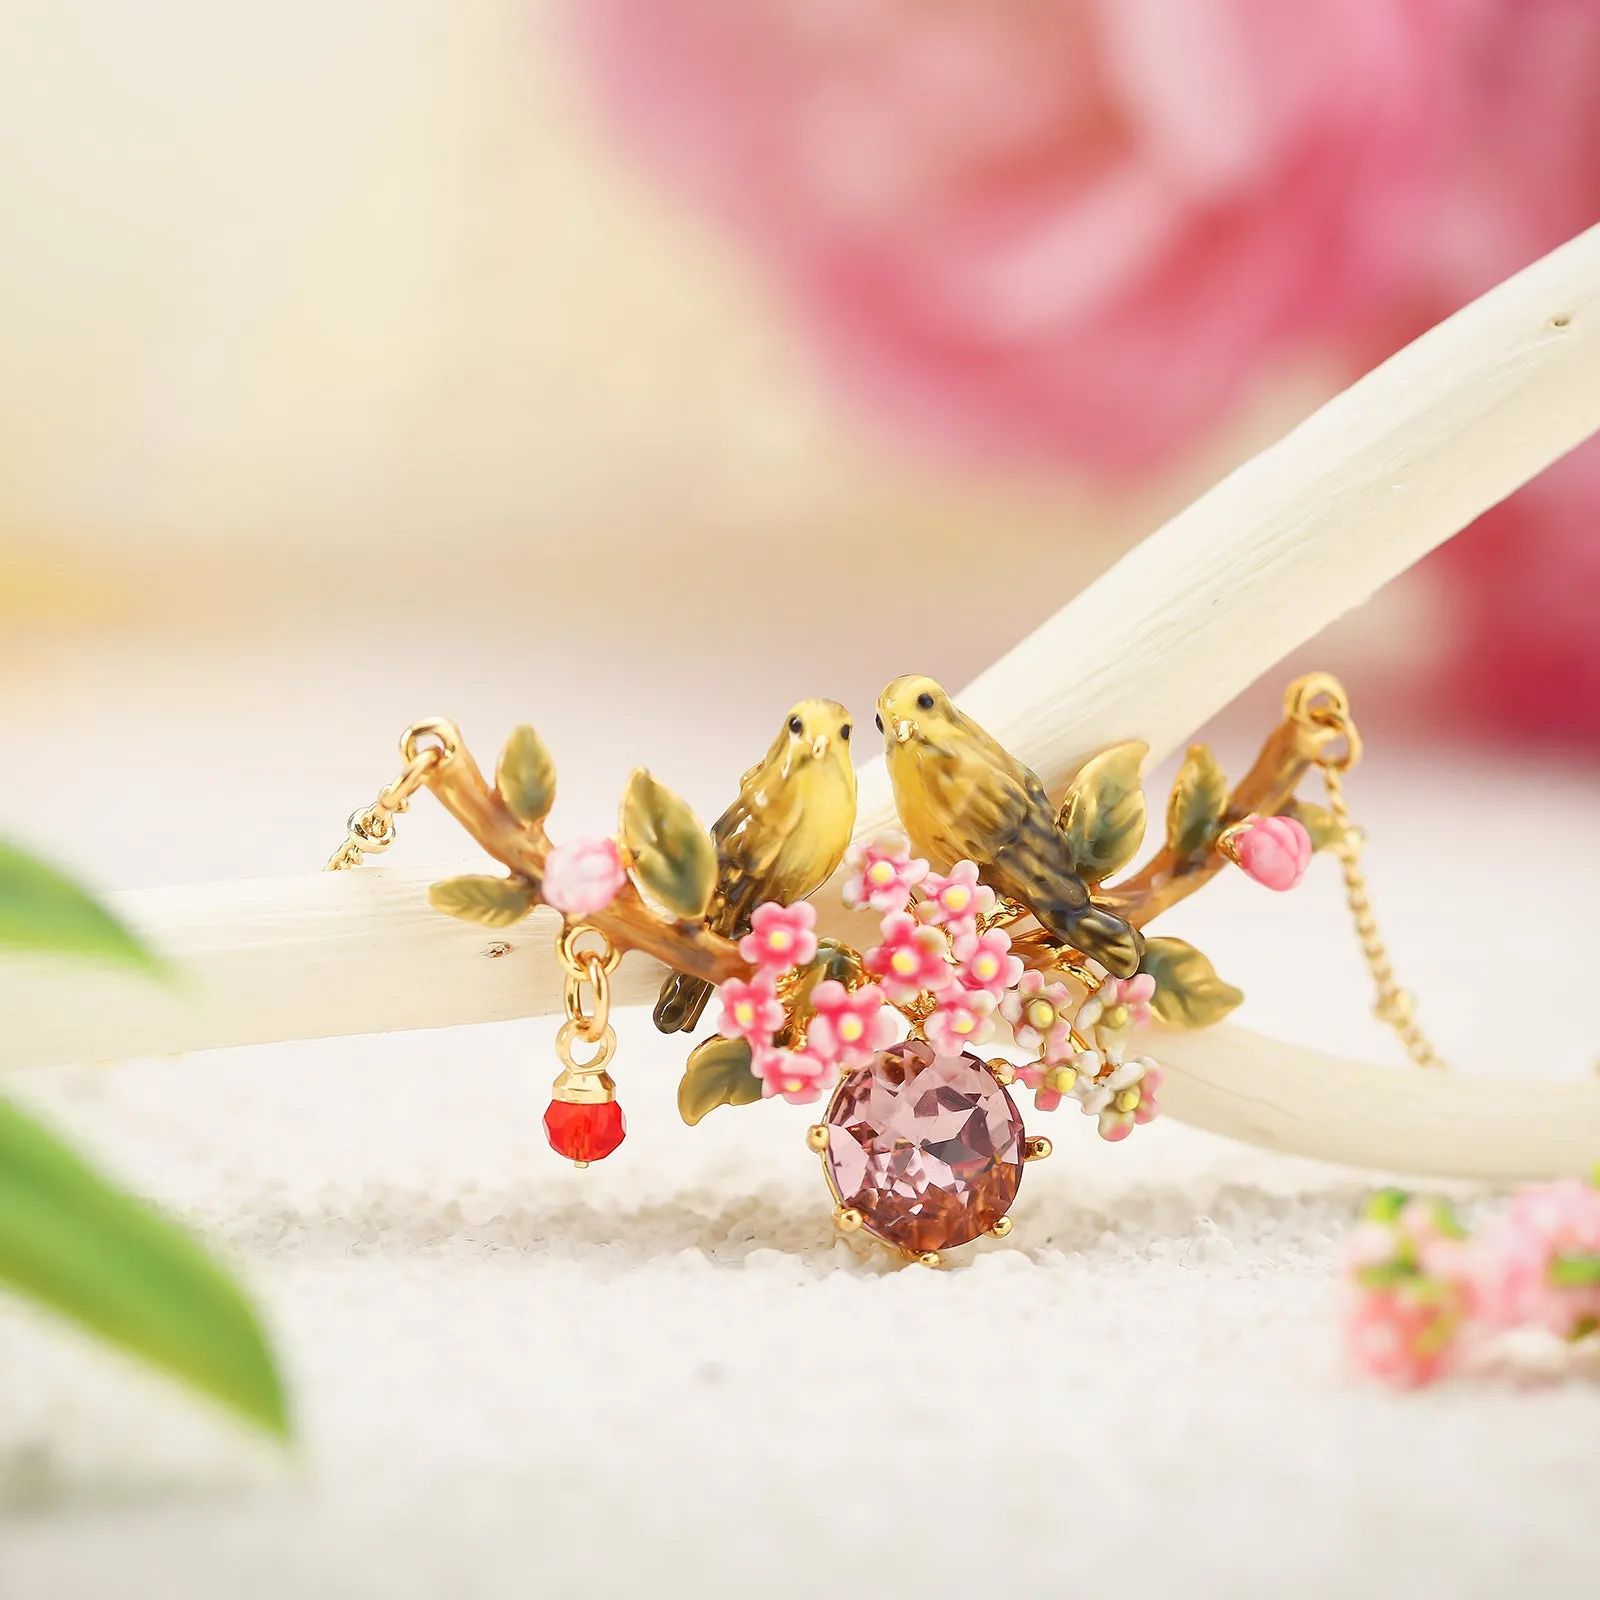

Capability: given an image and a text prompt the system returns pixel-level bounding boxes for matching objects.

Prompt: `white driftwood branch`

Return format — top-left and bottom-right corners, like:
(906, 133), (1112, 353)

(4, 223), (1600, 1181)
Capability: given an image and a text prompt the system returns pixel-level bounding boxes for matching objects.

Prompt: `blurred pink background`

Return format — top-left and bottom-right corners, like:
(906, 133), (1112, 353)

(0, 0), (1595, 897)
(573, 0), (1600, 745)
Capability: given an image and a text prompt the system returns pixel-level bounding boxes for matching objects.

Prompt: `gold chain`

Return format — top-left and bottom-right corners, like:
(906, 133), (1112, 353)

(555, 923), (620, 1073)
(1293, 679), (1446, 1071)
(324, 718), (460, 872)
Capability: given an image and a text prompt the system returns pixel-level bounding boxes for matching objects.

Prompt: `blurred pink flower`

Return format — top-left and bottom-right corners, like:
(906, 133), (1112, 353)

(573, 0), (1475, 469)
(572, 0), (1600, 746)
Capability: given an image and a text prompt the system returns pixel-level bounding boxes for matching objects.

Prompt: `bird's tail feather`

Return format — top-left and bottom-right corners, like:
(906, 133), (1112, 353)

(1036, 899), (1144, 980)
(654, 972), (714, 1034)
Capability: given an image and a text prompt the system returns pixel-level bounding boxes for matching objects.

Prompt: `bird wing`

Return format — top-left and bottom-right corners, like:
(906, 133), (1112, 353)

(705, 767), (803, 937)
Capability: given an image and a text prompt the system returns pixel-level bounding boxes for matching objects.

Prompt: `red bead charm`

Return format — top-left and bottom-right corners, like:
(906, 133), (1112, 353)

(543, 1098), (627, 1165)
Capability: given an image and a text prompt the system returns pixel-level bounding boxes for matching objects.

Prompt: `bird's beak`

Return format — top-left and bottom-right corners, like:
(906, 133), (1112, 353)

(892, 717), (915, 745)
(810, 734), (829, 761)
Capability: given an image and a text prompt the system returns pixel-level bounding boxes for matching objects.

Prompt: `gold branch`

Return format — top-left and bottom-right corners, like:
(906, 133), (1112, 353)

(421, 725), (752, 986)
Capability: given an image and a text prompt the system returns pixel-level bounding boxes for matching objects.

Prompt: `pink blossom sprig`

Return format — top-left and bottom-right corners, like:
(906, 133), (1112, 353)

(1341, 1177), (1600, 1388)
(1341, 1190), (1474, 1388)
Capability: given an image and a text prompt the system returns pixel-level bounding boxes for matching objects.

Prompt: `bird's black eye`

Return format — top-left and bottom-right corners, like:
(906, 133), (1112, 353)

(788, 715), (804, 735)
(916, 692), (935, 711)
(840, 724), (851, 742)
(874, 713), (884, 733)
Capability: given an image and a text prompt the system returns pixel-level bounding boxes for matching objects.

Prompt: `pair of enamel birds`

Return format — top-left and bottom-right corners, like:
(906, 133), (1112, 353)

(653, 676), (1143, 1033)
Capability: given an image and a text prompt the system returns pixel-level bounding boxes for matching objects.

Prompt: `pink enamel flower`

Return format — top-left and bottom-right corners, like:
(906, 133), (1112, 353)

(714, 973), (784, 1044)
(999, 970), (1074, 1059)
(1076, 973), (1157, 1035)
(542, 835), (627, 915)
(752, 1045), (834, 1106)
(924, 988), (997, 1056)
(739, 900), (817, 973)
(1133, 1064), (1163, 1126)
(951, 926), (1023, 999)
(1233, 815), (1313, 892)
(841, 833), (928, 914)
(806, 980), (896, 1070)
(863, 911), (953, 1004)
(916, 860), (996, 930)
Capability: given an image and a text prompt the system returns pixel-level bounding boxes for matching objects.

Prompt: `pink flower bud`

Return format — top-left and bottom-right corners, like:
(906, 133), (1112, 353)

(1234, 815), (1312, 891)
(542, 836), (628, 914)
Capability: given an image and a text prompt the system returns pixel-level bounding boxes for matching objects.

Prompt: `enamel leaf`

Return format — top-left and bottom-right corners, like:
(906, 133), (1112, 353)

(678, 1036), (763, 1126)
(619, 769), (716, 921)
(1138, 936), (1244, 1028)
(1165, 744), (1229, 859)
(496, 725), (557, 826)
(1058, 741), (1148, 883)
(428, 875), (535, 928)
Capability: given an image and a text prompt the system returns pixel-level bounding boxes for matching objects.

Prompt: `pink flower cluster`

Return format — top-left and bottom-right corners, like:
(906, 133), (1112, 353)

(1342, 1179), (1600, 1387)
(857, 842), (1023, 1056)
(713, 899), (894, 1105)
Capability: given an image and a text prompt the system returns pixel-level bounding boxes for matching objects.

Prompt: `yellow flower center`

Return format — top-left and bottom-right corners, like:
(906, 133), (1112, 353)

(891, 950), (918, 976)
(734, 1002), (755, 1027)
(953, 1014), (974, 1033)
(770, 930), (791, 951)
(1026, 999), (1056, 1031)
(839, 1017), (863, 1041)
(1104, 1003), (1129, 1030)
(945, 887), (970, 911)
(974, 955), (998, 980)
(868, 861), (895, 885)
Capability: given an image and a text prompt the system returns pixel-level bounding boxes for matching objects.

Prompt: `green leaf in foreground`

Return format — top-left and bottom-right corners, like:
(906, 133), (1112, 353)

(0, 842), (161, 970)
(0, 1096), (289, 1436)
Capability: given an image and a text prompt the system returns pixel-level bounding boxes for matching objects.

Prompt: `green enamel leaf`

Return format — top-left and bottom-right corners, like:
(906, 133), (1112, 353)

(0, 842), (162, 971)
(0, 1095), (288, 1435)
(1282, 799), (1348, 854)
(496, 725), (557, 826)
(1059, 742), (1148, 883)
(428, 874), (535, 928)
(1138, 936), (1244, 1029)
(618, 769), (716, 921)
(1165, 744), (1228, 859)
(678, 1036), (763, 1126)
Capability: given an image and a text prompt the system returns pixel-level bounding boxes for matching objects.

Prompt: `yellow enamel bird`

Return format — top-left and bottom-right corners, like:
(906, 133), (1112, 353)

(876, 674), (1144, 978)
(653, 698), (858, 1033)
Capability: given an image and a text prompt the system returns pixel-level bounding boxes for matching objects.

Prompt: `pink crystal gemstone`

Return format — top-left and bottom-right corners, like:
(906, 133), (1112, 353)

(823, 1038), (1025, 1254)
